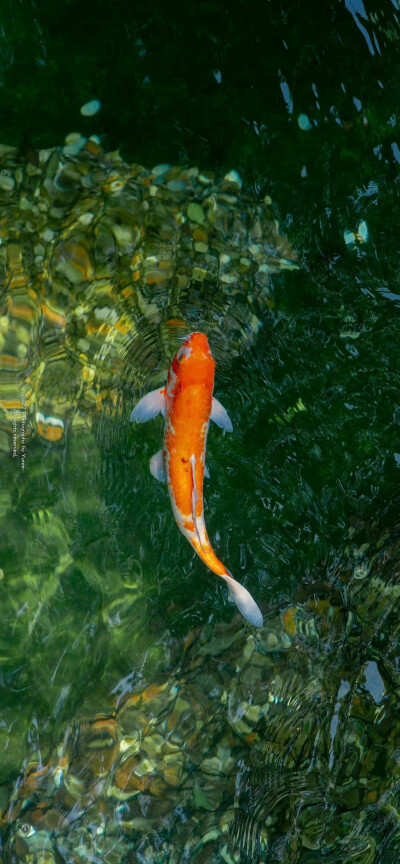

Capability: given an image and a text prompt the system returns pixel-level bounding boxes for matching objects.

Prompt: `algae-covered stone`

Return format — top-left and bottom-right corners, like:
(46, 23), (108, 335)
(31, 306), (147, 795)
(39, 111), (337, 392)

(187, 202), (205, 223)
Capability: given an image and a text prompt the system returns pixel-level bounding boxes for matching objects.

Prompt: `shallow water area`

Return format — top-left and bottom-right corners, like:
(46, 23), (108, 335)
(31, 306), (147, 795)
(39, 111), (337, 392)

(1, 0), (400, 861)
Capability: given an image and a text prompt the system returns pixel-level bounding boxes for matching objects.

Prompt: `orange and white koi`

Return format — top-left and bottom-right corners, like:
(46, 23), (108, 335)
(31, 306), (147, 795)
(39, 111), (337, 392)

(130, 332), (263, 627)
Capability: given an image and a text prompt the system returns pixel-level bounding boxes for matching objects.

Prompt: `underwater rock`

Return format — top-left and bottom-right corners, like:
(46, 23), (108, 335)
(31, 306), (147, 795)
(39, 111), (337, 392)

(80, 99), (101, 117)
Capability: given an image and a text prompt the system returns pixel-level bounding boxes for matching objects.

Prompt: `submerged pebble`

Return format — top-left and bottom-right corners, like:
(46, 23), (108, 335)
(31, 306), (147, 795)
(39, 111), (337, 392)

(0, 174), (15, 192)
(187, 202), (205, 223)
(166, 179), (186, 192)
(344, 221), (368, 247)
(356, 220), (368, 243)
(63, 141), (87, 157)
(80, 99), (101, 116)
(298, 113), (313, 131)
(152, 163), (171, 176)
(344, 229), (356, 246)
(224, 169), (242, 189)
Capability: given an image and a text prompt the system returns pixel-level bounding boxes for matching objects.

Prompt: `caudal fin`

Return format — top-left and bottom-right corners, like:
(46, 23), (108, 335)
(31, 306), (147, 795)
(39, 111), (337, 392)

(221, 574), (263, 628)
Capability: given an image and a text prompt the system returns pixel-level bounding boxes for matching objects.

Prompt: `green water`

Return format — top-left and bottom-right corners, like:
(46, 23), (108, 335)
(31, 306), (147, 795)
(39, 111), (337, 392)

(1, 0), (400, 861)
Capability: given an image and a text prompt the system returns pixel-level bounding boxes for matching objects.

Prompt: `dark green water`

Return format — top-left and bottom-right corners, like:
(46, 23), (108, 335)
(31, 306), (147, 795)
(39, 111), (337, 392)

(1, 1), (400, 862)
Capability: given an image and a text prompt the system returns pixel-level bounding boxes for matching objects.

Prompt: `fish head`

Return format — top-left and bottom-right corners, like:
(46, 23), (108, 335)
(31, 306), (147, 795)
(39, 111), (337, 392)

(169, 332), (215, 391)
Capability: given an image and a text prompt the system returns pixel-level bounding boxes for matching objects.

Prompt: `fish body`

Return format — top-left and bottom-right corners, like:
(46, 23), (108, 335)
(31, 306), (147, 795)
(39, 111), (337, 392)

(130, 332), (263, 627)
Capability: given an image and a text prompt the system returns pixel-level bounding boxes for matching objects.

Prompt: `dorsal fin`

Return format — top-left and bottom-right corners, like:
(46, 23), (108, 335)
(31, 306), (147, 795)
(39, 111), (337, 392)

(190, 455), (204, 551)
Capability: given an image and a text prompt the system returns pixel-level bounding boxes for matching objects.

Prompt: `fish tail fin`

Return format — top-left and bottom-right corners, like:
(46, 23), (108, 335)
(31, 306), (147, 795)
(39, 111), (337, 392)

(221, 573), (263, 628)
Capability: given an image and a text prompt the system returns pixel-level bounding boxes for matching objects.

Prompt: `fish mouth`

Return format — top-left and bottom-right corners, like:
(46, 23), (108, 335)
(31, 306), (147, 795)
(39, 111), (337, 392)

(178, 332), (211, 361)
(179, 331), (209, 346)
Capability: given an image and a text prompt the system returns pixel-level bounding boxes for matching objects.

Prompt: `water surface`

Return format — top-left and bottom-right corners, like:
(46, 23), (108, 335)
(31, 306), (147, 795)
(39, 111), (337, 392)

(1, 1), (400, 861)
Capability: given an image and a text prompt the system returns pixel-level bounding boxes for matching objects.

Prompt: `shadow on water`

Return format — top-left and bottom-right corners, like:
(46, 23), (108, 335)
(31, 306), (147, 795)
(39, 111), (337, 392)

(1, 0), (400, 860)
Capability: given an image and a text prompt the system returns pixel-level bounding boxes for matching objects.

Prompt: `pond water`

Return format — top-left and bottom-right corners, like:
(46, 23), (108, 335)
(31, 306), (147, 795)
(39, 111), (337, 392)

(1, 0), (400, 862)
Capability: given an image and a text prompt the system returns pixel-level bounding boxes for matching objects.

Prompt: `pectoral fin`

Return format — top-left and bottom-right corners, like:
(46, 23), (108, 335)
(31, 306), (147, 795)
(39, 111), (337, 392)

(150, 450), (165, 482)
(221, 573), (263, 627)
(211, 397), (233, 432)
(130, 388), (166, 423)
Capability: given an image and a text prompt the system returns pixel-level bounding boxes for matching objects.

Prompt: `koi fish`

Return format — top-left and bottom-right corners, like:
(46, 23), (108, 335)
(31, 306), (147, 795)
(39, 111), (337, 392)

(130, 332), (263, 627)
